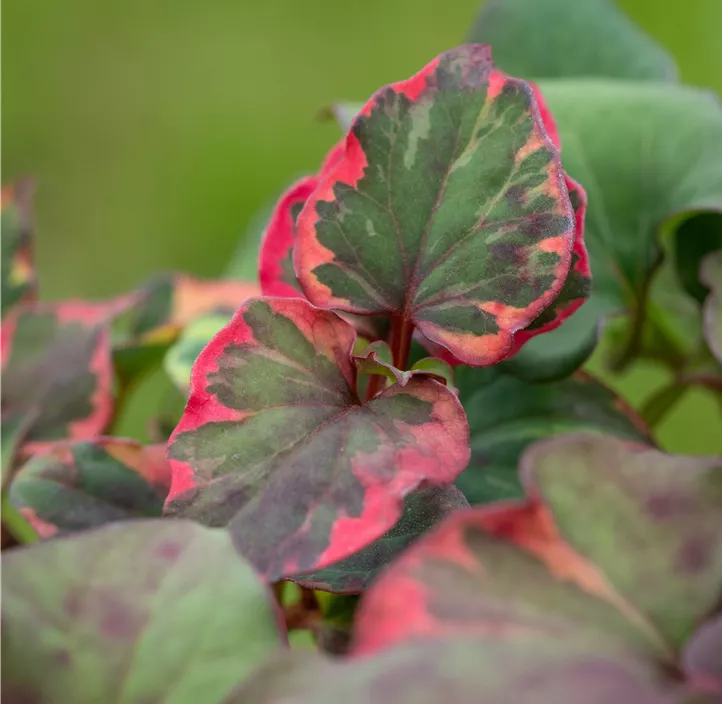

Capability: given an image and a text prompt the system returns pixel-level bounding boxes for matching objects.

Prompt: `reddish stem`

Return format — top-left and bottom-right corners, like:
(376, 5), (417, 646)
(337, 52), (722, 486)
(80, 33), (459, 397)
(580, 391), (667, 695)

(285, 587), (321, 634)
(365, 373), (386, 401)
(389, 313), (414, 371)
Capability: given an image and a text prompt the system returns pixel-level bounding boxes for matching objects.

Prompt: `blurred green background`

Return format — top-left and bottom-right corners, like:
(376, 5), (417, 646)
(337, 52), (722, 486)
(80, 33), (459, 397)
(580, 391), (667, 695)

(3, 0), (722, 452)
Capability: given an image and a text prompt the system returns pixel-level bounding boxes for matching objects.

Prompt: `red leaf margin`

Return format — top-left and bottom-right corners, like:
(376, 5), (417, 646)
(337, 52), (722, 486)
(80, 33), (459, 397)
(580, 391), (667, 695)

(349, 438), (661, 657)
(16, 438), (171, 538)
(259, 49), (589, 367)
(1, 300), (129, 455)
(417, 82), (590, 366)
(259, 145), (344, 298)
(164, 296), (470, 580)
(294, 45), (577, 366)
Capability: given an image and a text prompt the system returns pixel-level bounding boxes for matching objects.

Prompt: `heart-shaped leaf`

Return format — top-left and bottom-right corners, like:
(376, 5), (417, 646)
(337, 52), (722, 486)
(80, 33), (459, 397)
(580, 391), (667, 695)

(467, 0), (677, 81)
(293, 485), (469, 594)
(112, 274), (259, 385)
(352, 433), (722, 664)
(321, 87), (591, 376)
(295, 45), (576, 366)
(2, 520), (284, 703)
(455, 367), (652, 504)
(9, 438), (171, 537)
(165, 297), (469, 581)
(523, 434), (722, 649)
(529, 80), (722, 366)
(1, 302), (119, 454)
(236, 636), (688, 704)
(701, 251), (722, 364)
(1, 180), (37, 318)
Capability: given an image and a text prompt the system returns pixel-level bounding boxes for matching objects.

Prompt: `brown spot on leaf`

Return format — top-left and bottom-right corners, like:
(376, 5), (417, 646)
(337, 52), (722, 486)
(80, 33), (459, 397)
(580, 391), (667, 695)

(96, 590), (141, 640)
(644, 492), (694, 520)
(675, 535), (711, 573)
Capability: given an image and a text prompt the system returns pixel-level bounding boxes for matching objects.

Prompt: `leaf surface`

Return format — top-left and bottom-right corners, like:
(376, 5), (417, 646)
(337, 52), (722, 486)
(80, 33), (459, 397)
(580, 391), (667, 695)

(322, 88), (591, 374)
(294, 485), (469, 594)
(2, 520), (283, 703)
(455, 368), (652, 504)
(236, 636), (685, 704)
(351, 499), (665, 658)
(1, 179), (37, 317)
(112, 274), (258, 384)
(467, 0), (677, 81)
(10, 438), (171, 537)
(166, 297), (469, 581)
(1, 302), (118, 453)
(525, 433), (722, 649)
(296, 45), (575, 366)
(530, 80), (722, 365)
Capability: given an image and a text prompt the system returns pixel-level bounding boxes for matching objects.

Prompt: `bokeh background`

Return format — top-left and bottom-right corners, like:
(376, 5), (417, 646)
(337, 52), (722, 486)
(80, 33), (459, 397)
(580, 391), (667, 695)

(4, 0), (722, 451)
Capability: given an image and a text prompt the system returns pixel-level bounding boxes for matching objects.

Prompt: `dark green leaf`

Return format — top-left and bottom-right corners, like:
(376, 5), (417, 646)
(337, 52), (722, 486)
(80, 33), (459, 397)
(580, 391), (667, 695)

(455, 367), (651, 504)
(701, 251), (722, 363)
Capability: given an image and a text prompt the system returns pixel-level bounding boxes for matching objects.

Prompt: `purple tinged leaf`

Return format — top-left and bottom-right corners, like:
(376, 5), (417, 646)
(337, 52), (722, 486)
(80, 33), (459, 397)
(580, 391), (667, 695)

(165, 296), (469, 582)
(9, 439), (171, 537)
(523, 434), (722, 649)
(1, 520), (284, 702)
(1, 302), (120, 454)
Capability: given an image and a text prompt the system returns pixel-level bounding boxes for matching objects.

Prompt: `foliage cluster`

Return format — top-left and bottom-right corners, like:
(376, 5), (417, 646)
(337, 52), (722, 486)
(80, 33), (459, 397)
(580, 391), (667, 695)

(2, 1), (722, 701)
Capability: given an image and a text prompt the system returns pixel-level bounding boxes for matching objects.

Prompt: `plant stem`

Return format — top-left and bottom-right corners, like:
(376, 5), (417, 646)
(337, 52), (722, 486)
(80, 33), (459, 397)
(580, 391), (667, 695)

(389, 313), (414, 371)
(365, 373), (386, 401)
(285, 587), (321, 631)
(640, 383), (688, 428)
